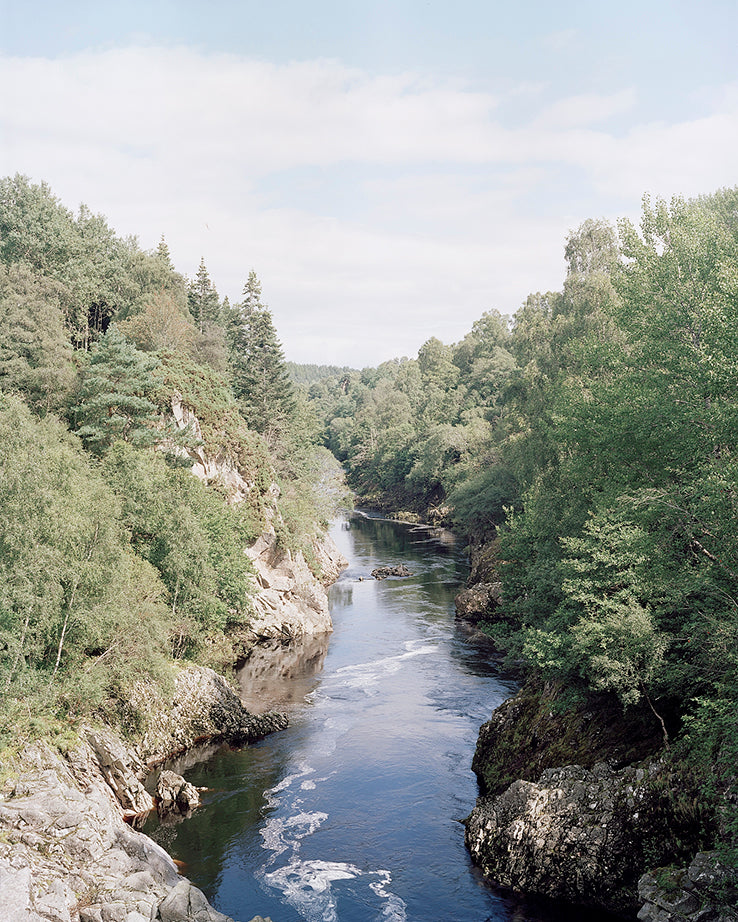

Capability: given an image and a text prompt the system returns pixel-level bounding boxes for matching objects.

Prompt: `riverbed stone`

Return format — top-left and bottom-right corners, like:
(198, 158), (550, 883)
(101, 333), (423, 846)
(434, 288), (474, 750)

(156, 770), (200, 815)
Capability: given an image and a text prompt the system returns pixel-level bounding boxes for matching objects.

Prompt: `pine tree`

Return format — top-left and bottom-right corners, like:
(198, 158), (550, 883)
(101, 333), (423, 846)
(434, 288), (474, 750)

(231, 271), (296, 436)
(187, 258), (221, 333)
(72, 326), (160, 454)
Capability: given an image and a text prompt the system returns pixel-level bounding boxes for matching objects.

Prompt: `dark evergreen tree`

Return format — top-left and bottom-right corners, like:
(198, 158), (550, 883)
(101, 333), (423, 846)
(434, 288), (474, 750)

(231, 271), (296, 437)
(72, 326), (160, 454)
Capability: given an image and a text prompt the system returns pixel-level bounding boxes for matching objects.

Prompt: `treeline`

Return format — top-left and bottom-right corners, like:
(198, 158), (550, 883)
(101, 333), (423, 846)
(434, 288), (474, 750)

(0, 174), (338, 750)
(306, 190), (738, 856)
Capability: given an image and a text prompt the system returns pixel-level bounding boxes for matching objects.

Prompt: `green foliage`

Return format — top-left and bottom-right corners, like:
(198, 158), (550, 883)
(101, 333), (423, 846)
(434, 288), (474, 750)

(71, 327), (161, 454)
(0, 263), (75, 412)
(102, 443), (256, 658)
(0, 395), (171, 744)
(230, 271), (297, 439)
(0, 172), (342, 753)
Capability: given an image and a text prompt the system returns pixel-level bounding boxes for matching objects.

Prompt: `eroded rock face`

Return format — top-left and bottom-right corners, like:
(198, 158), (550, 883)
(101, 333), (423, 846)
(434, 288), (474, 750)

(246, 532), (347, 640)
(455, 581), (501, 619)
(84, 726), (154, 816)
(0, 742), (243, 922)
(128, 664), (289, 764)
(465, 761), (657, 916)
(156, 770), (200, 815)
(454, 538), (502, 622)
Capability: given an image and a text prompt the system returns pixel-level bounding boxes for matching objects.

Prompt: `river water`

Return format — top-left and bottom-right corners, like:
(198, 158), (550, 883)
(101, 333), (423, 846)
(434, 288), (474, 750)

(145, 512), (577, 922)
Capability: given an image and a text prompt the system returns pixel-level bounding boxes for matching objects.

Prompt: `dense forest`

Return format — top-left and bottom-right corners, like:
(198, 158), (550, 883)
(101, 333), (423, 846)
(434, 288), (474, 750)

(1, 173), (736, 867)
(0, 173), (341, 755)
(302, 190), (738, 862)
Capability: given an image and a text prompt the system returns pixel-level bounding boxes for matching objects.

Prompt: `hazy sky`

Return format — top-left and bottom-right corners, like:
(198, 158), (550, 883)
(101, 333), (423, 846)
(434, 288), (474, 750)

(1, 1), (737, 366)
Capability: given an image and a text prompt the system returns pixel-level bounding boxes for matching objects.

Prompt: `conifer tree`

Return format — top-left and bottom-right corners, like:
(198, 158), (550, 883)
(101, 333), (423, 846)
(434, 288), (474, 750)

(231, 271), (296, 437)
(72, 326), (160, 454)
(187, 258), (221, 332)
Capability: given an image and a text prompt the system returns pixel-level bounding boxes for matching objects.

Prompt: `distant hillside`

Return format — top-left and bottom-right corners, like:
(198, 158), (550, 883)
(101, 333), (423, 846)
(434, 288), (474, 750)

(287, 362), (356, 385)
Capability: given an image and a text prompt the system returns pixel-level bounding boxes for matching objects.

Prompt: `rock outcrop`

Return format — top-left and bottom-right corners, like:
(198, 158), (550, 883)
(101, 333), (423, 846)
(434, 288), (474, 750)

(246, 532), (346, 640)
(466, 682), (722, 919)
(126, 664), (289, 764)
(0, 741), (269, 922)
(156, 770), (200, 816)
(454, 538), (501, 623)
(0, 665), (287, 922)
(466, 761), (662, 916)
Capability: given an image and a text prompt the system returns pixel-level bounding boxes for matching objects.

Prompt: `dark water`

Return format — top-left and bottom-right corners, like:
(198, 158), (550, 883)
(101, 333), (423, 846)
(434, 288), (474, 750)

(145, 513), (585, 922)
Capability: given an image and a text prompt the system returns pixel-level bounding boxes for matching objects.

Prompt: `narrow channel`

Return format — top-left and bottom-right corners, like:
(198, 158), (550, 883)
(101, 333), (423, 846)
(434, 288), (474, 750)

(145, 513), (570, 922)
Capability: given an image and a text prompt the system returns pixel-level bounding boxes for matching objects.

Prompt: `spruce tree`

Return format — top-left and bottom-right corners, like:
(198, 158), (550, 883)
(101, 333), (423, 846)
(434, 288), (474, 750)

(187, 258), (221, 333)
(231, 271), (296, 436)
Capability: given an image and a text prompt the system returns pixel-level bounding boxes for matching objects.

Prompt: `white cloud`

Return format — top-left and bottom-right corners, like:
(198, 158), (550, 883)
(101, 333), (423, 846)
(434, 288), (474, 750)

(0, 46), (736, 366)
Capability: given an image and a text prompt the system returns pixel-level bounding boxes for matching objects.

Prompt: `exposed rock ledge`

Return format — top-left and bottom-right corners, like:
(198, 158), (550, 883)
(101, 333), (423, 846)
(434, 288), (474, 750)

(245, 531), (347, 641)
(0, 737), (272, 922)
(127, 664), (289, 765)
(0, 664), (283, 922)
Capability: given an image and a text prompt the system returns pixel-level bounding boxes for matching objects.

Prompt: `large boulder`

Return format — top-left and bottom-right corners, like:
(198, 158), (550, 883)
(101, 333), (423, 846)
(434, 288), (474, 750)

(465, 762), (658, 915)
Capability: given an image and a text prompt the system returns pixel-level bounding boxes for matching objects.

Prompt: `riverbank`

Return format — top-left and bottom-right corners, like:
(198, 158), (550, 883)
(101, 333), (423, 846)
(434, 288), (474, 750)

(458, 541), (738, 921)
(0, 528), (347, 922)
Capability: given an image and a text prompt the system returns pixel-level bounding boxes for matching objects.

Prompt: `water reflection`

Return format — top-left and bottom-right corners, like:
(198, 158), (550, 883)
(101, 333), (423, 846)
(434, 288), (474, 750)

(238, 633), (330, 714)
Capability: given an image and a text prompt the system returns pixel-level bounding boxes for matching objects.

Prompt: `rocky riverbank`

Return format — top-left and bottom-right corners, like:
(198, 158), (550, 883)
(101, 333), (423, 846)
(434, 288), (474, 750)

(458, 542), (737, 922)
(0, 524), (347, 922)
(0, 666), (280, 922)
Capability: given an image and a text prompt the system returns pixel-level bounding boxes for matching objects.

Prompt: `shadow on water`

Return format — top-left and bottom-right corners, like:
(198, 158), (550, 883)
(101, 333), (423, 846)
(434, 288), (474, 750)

(238, 633), (330, 715)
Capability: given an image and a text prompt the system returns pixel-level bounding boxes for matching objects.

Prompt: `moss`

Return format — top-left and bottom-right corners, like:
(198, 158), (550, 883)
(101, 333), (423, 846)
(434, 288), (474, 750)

(472, 679), (665, 797)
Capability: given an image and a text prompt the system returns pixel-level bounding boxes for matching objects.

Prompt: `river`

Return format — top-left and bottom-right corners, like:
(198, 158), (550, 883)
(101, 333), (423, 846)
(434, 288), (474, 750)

(144, 512), (580, 922)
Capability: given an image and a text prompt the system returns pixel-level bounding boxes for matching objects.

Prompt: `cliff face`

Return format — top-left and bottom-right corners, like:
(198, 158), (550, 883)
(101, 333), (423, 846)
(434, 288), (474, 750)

(464, 681), (731, 920)
(245, 531), (345, 640)
(172, 394), (348, 645)
(466, 760), (668, 917)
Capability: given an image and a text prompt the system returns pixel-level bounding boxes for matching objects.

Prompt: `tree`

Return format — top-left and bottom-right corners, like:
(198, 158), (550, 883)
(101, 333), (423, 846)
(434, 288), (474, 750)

(231, 271), (296, 437)
(72, 326), (160, 454)
(119, 291), (196, 354)
(0, 395), (170, 726)
(0, 264), (75, 412)
(187, 258), (221, 333)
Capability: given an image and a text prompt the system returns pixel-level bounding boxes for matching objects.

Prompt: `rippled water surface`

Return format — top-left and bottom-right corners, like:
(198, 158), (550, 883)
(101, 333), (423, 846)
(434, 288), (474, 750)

(146, 513), (579, 922)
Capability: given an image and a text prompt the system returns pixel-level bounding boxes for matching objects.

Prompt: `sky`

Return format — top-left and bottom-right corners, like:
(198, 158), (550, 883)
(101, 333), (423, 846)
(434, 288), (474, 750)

(1, 1), (737, 367)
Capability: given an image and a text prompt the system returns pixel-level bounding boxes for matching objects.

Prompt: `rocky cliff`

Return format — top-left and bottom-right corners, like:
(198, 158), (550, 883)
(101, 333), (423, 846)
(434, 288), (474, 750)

(0, 667), (280, 922)
(464, 680), (733, 920)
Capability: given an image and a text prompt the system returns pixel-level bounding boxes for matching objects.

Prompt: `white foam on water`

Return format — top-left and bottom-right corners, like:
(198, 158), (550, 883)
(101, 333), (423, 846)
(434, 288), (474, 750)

(262, 859), (360, 922)
(260, 810), (328, 861)
(262, 859), (407, 922)
(328, 642), (439, 693)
